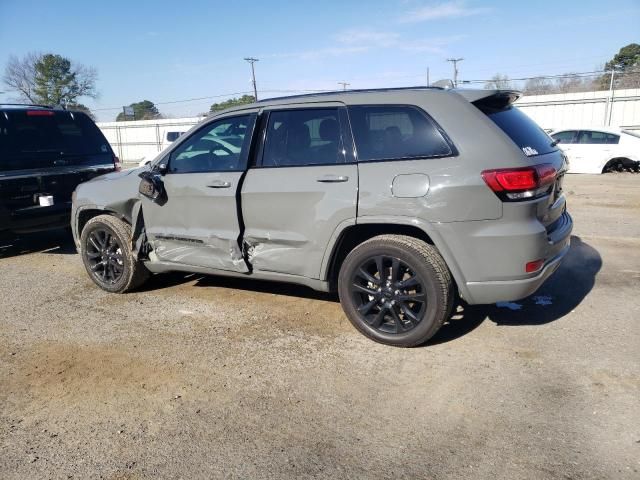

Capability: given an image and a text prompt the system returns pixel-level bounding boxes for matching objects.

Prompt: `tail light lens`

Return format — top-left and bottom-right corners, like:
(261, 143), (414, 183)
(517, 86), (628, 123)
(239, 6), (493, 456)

(525, 259), (545, 273)
(26, 110), (55, 116)
(113, 155), (122, 171)
(481, 164), (557, 201)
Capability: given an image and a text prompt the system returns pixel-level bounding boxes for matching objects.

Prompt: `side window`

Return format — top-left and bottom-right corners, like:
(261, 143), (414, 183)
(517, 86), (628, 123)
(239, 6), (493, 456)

(577, 131), (620, 145)
(607, 133), (620, 144)
(169, 115), (255, 173)
(348, 105), (451, 162)
(262, 108), (344, 167)
(551, 131), (577, 144)
(166, 131), (183, 142)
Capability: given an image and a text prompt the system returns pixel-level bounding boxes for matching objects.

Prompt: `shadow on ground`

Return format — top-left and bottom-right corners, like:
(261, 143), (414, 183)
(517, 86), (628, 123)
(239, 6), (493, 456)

(482, 235), (602, 325)
(125, 235), (603, 346)
(0, 229), (77, 259)
(141, 270), (336, 302)
(429, 235), (602, 344)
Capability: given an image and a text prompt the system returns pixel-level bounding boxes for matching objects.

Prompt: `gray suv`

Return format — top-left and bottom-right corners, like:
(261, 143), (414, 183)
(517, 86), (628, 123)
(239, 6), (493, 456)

(71, 87), (572, 346)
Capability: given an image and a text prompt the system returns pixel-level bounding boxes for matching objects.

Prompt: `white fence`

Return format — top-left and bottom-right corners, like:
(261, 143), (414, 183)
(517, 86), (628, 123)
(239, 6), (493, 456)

(98, 89), (640, 164)
(517, 88), (640, 131)
(98, 117), (203, 164)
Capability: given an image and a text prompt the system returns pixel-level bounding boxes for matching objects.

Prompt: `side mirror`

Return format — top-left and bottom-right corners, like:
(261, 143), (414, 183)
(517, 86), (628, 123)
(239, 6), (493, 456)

(154, 162), (168, 175)
(138, 171), (167, 205)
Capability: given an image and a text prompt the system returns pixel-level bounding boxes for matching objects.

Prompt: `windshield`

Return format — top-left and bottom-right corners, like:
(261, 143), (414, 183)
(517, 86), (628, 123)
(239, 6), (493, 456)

(476, 104), (557, 157)
(0, 110), (112, 171)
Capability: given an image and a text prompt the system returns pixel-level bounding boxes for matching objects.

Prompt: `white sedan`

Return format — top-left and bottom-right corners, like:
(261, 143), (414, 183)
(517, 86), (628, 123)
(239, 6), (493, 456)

(549, 127), (640, 174)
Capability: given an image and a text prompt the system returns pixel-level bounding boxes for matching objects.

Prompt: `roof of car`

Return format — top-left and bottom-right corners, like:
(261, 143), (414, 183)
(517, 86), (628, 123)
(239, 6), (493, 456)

(207, 87), (519, 117)
(0, 103), (56, 110)
(0, 104), (88, 115)
(551, 126), (624, 134)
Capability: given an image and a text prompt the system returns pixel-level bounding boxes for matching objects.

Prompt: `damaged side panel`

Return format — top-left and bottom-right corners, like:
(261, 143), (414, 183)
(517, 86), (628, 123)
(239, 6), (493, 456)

(240, 164), (358, 279)
(141, 171), (249, 273)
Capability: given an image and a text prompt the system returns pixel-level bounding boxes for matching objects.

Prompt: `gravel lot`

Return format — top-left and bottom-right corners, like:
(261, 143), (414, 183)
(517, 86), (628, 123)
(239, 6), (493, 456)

(1, 174), (639, 480)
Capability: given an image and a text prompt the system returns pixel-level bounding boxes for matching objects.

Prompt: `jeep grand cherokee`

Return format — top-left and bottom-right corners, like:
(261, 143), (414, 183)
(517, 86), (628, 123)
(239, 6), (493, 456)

(71, 87), (572, 347)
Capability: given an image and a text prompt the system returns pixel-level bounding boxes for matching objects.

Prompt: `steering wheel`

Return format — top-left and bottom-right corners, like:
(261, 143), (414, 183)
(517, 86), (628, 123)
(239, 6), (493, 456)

(208, 139), (235, 156)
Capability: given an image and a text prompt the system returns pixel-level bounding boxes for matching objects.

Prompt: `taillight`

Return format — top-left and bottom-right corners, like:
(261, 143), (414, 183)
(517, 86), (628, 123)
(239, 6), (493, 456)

(481, 164), (557, 201)
(26, 110), (54, 116)
(525, 259), (545, 273)
(113, 155), (122, 171)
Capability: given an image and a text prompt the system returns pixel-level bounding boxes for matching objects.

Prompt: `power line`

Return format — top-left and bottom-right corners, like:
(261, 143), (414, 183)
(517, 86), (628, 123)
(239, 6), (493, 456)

(84, 69), (640, 114)
(464, 69), (638, 84)
(91, 89), (333, 112)
(92, 92), (254, 111)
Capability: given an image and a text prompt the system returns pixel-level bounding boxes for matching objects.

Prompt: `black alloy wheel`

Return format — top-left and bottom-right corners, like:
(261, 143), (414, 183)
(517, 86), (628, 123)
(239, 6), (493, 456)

(338, 234), (454, 347)
(350, 255), (427, 334)
(84, 227), (125, 285)
(80, 214), (149, 293)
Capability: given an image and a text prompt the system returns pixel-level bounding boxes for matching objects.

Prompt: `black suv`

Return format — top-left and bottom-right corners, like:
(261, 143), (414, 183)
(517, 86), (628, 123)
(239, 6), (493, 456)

(0, 105), (118, 239)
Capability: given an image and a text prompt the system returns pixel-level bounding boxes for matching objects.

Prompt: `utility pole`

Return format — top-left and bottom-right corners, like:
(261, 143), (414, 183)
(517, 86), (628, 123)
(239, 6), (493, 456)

(446, 58), (464, 87)
(426, 67), (430, 87)
(338, 81), (350, 91)
(244, 57), (259, 101)
(604, 66), (618, 126)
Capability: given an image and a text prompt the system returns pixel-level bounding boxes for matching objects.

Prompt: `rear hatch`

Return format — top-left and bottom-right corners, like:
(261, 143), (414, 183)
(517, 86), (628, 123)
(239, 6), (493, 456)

(0, 109), (116, 215)
(471, 91), (568, 233)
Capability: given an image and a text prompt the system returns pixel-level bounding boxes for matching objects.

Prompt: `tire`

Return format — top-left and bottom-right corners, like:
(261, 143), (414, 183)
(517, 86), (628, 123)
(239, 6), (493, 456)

(603, 158), (638, 174)
(338, 234), (454, 347)
(80, 214), (149, 293)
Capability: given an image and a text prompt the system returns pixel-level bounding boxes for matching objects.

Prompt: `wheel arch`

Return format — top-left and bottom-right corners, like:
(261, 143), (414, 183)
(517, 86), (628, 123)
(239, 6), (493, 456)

(73, 200), (140, 249)
(321, 217), (467, 300)
(602, 157), (638, 173)
(76, 206), (129, 236)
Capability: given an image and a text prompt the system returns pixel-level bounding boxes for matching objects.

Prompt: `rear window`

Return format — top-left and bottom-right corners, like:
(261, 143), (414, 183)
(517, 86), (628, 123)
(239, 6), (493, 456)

(477, 105), (556, 157)
(348, 105), (452, 162)
(0, 110), (112, 171)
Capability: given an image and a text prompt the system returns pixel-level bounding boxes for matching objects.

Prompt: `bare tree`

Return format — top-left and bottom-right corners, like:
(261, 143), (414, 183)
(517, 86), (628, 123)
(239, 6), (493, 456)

(3, 53), (40, 102)
(523, 76), (553, 95)
(484, 73), (512, 90)
(3, 52), (98, 106)
(554, 73), (588, 93)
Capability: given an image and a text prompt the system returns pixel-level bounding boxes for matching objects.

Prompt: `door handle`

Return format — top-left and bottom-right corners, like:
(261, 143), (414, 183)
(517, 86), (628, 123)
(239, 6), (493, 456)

(207, 180), (231, 188)
(316, 175), (349, 183)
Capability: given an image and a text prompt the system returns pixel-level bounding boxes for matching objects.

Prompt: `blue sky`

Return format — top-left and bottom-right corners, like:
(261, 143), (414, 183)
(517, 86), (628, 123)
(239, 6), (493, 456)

(1, 0), (638, 121)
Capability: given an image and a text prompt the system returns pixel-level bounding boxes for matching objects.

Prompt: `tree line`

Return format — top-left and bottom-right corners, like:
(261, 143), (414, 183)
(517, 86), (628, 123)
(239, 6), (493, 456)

(485, 43), (640, 94)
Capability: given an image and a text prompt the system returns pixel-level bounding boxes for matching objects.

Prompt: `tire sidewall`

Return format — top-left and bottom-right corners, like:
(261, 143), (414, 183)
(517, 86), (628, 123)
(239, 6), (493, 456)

(338, 241), (445, 346)
(80, 218), (133, 293)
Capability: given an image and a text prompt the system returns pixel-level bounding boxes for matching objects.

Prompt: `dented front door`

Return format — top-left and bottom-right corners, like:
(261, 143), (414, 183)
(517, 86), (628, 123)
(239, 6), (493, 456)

(141, 113), (257, 272)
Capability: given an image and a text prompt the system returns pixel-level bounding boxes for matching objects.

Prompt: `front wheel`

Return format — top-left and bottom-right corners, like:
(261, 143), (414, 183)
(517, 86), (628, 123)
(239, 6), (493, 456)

(338, 235), (454, 347)
(80, 214), (149, 293)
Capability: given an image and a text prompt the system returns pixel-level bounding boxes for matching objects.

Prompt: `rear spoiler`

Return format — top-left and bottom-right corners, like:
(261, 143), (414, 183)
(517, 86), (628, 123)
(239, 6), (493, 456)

(454, 89), (522, 110)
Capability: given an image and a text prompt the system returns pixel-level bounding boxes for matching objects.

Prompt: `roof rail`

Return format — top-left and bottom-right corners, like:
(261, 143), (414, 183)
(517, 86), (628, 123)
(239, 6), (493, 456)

(0, 103), (55, 109)
(257, 86), (444, 103)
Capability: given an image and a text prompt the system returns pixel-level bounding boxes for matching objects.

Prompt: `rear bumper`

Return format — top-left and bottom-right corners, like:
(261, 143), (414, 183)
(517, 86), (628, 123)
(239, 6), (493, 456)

(433, 210), (573, 305)
(463, 238), (570, 304)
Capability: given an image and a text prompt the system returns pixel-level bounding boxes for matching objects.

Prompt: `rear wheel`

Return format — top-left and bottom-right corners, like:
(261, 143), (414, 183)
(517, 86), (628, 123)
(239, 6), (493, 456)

(338, 234), (454, 347)
(80, 214), (149, 293)
(603, 158), (639, 173)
